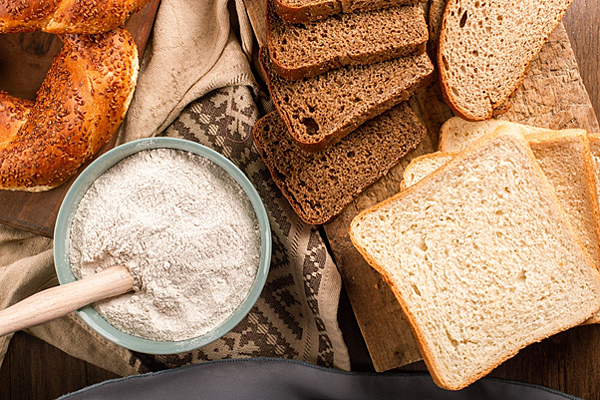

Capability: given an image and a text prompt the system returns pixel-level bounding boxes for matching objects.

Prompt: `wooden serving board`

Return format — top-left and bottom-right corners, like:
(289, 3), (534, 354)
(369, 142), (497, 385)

(244, 0), (600, 375)
(325, 21), (600, 372)
(0, 0), (161, 238)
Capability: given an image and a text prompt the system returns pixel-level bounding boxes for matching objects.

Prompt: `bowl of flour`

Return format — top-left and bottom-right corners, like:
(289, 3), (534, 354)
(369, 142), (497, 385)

(54, 137), (271, 354)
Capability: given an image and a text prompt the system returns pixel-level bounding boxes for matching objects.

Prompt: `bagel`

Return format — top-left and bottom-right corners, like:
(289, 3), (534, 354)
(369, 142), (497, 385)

(0, 0), (151, 34)
(0, 27), (138, 191)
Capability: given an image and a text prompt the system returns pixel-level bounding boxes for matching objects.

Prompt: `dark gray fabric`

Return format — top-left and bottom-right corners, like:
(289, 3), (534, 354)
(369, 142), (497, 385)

(58, 358), (581, 400)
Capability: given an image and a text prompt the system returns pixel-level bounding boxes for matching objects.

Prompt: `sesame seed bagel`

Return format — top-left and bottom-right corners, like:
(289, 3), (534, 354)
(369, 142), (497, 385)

(0, 0), (150, 34)
(0, 27), (138, 191)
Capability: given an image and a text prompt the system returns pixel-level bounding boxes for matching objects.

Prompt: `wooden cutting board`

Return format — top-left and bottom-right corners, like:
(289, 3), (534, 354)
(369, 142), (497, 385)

(0, 0), (161, 238)
(243, 0), (600, 374)
(325, 21), (600, 372)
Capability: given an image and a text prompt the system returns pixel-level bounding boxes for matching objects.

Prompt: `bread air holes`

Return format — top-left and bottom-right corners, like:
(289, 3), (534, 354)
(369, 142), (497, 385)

(300, 117), (319, 135)
(516, 269), (527, 286)
(411, 283), (422, 296)
(459, 10), (468, 28)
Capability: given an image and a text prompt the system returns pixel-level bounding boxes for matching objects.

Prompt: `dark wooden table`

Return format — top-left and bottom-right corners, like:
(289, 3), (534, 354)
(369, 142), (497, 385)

(1, 0), (599, 399)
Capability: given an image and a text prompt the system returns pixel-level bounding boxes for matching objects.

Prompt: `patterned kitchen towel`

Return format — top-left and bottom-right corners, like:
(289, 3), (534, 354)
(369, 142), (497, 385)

(0, 0), (350, 375)
(135, 85), (349, 370)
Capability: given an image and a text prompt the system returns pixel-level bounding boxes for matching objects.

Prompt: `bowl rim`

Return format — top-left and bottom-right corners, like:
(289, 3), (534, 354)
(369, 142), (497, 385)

(54, 137), (272, 354)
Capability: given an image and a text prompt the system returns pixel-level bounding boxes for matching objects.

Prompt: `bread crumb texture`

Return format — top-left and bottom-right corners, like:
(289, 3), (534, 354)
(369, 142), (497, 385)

(351, 129), (600, 390)
(254, 103), (426, 224)
(439, 0), (572, 120)
(267, 3), (427, 78)
(260, 47), (432, 149)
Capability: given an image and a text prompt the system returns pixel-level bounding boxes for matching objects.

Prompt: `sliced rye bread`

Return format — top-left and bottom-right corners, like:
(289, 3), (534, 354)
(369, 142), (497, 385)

(438, 0), (573, 121)
(350, 124), (600, 390)
(272, 0), (425, 24)
(253, 102), (427, 225)
(267, 3), (428, 80)
(260, 46), (433, 152)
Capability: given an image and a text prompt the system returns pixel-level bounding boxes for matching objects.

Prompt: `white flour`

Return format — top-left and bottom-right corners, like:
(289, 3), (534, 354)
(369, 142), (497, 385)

(69, 148), (261, 342)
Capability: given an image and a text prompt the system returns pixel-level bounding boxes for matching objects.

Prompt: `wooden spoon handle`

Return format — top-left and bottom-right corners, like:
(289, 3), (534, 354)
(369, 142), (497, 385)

(0, 265), (134, 337)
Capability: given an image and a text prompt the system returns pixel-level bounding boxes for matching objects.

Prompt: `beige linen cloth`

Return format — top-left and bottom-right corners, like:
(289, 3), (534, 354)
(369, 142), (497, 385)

(0, 0), (350, 375)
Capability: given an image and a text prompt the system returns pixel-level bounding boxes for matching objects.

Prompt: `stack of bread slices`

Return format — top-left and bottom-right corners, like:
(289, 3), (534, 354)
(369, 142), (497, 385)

(350, 120), (600, 390)
(253, 0), (434, 225)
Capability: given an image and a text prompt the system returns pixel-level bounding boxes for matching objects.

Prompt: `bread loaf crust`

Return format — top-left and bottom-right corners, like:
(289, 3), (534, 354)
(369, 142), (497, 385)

(0, 28), (138, 191)
(272, 0), (424, 23)
(0, 0), (150, 34)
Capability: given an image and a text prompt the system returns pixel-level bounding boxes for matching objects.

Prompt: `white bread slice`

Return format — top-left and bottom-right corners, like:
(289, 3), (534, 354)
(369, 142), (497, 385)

(526, 131), (600, 273)
(436, 119), (600, 272)
(588, 133), (600, 200)
(400, 152), (455, 190)
(411, 129), (600, 271)
(439, 117), (547, 153)
(438, 0), (573, 121)
(350, 124), (600, 390)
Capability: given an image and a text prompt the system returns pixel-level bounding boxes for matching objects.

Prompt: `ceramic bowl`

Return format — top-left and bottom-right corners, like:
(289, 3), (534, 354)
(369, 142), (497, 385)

(54, 137), (271, 354)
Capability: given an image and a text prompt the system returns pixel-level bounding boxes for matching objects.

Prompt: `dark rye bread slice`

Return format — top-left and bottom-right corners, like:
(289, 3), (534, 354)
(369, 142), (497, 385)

(267, 3), (428, 80)
(253, 102), (426, 225)
(260, 46), (433, 152)
(273, 0), (425, 23)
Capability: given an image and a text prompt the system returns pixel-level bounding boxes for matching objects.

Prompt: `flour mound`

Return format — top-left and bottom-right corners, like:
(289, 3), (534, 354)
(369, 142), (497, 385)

(70, 148), (261, 342)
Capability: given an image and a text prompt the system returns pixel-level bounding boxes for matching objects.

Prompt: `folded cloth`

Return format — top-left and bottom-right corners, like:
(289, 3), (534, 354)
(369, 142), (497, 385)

(118, 0), (256, 143)
(0, 0), (350, 375)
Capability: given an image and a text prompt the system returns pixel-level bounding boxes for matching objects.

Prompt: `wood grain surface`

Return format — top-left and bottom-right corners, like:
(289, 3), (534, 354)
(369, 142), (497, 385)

(0, 0), (161, 238)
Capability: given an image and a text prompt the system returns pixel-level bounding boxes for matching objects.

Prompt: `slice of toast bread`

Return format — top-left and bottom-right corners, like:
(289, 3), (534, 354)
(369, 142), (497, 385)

(438, 117), (549, 153)
(420, 122), (600, 274)
(267, 2), (428, 80)
(400, 151), (455, 190)
(438, 0), (573, 120)
(253, 102), (426, 225)
(416, 127), (600, 324)
(259, 46), (433, 152)
(272, 0), (425, 24)
(350, 124), (600, 390)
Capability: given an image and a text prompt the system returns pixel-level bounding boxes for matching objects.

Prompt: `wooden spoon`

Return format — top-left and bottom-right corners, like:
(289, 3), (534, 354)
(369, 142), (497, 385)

(0, 265), (134, 337)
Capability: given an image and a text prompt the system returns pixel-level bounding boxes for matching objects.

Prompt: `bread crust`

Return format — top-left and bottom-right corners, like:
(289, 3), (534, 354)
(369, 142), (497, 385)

(259, 46), (433, 152)
(254, 105), (427, 224)
(350, 125), (600, 390)
(0, 0), (150, 34)
(272, 0), (424, 24)
(266, 1), (428, 81)
(437, 0), (573, 121)
(0, 28), (138, 191)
